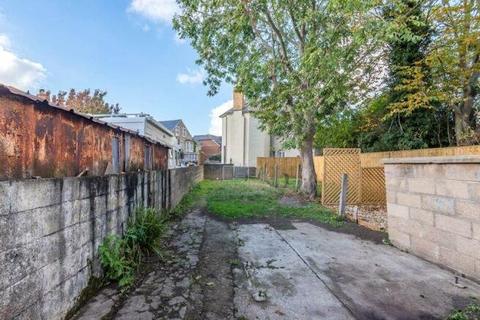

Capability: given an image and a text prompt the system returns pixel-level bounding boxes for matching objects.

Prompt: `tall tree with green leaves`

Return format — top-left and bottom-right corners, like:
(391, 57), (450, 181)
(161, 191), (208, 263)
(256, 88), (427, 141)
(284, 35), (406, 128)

(350, 0), (457, 151)
(174, 0), (382, 198)
(389, 0), (480, 145)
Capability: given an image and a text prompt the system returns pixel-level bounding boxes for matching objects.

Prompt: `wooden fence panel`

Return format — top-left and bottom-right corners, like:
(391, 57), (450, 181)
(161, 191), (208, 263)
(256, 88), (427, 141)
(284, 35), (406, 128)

(361, 167), (386, 204)
(313, 156), (324, 182)
(258, 145), (480, 206)
(256, 157), (301, 178)
(360, 145), (480, 168)
(322, 148), (361, 205)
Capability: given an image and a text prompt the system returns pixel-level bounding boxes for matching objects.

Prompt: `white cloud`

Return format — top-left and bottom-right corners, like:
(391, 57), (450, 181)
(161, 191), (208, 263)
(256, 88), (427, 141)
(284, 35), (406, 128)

(0, 34), (10, 48)
(209, 100), (232, 136)
(0, 34), (46, 90)
(128, 0), (178, 24)
(176, 69), (204, 85)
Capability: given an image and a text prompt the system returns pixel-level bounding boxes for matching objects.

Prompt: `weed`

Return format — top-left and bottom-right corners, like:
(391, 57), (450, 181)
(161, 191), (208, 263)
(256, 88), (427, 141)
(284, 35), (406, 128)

(447, 303), (480, 320)
(98, 207), (167, 288)
(382, 237), (392, 246)
(99, 235), (135, 288)
(228, 258), (242, 267)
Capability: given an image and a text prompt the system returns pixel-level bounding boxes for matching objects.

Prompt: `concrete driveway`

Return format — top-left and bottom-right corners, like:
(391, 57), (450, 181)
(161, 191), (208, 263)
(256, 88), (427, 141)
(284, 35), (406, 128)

(74, 212), (480, 319)
(233, 221), (480, 320)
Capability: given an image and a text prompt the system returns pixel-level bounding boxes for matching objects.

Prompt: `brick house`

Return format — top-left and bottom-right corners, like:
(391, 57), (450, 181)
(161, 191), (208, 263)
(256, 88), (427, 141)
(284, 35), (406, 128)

(193, 134), (222, 163)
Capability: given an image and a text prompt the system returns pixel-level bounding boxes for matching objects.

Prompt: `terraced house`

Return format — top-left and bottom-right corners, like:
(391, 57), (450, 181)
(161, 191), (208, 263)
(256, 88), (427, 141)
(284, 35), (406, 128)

(161, 119), (198, 166)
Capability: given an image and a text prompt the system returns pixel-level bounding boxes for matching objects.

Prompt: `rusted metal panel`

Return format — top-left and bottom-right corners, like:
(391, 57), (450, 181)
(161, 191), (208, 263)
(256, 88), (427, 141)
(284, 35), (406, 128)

(0, 85), (169, 180)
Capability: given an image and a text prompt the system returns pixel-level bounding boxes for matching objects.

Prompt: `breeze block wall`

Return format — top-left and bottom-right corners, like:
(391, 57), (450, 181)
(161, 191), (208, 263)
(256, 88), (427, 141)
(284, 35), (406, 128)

(0, 166), (203, 320)
(169, 166), (203, 208)
(384, 156), (480, 280)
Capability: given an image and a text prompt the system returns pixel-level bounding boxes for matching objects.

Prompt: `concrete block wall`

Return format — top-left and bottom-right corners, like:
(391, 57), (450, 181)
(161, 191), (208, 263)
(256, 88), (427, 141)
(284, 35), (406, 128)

(169, 166), (203, 208)
(384, 156), (480, 280)
(0, 166), (202, 320)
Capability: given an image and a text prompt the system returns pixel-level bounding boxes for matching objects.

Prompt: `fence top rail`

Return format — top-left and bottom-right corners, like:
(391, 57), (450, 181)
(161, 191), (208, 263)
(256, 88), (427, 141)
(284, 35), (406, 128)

(384, 155), (480, 165)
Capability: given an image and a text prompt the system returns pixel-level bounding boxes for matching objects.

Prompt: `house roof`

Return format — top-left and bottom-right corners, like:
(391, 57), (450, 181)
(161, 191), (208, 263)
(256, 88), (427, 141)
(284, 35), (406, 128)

(219, 102), (251, 118)
(92, 113), (174, 137)
(0, 84), (170, 148)
(160, 119), (182, 131)
(193, 134), (222, 145)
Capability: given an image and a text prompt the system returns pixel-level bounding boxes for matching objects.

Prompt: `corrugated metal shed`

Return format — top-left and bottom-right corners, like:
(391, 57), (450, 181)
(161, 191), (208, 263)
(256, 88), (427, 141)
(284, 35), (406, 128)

(0, 84), (169, 180)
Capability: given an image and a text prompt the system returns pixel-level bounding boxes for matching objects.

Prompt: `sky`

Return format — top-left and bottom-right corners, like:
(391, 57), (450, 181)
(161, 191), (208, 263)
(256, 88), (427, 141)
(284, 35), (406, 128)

(0, 0), (233, 136)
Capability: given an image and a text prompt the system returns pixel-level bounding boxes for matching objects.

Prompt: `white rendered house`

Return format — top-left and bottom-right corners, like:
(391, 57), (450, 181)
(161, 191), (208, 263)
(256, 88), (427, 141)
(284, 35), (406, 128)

(220, 91), (300, 167)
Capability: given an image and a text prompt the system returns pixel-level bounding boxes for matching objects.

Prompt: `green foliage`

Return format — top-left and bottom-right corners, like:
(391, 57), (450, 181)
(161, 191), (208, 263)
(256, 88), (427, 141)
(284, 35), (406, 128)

(98, 208), (166, 288)
(174, 0), (384, 196)
(447, 304), (480, 320)
(99, 235), (135, 288)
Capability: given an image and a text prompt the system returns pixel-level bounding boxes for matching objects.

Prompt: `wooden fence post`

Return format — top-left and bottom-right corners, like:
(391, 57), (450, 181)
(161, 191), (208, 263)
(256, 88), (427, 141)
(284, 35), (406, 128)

(295, 164), (301, 191)
(338, 173), (348, 216)
(274, 164), (279, 187)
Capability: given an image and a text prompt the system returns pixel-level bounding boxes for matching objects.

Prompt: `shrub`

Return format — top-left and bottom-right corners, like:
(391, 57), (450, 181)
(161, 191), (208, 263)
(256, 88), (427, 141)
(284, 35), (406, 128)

(98, 207), (166, 288)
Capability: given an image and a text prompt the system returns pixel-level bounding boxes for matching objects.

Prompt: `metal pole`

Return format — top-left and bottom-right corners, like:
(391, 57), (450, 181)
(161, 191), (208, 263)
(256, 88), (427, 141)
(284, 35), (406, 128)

(338, 173), (349, 217)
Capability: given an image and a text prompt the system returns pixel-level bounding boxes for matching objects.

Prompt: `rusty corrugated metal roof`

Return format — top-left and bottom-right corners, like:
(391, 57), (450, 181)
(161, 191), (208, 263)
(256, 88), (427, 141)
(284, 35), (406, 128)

(0, 84), (170, 149)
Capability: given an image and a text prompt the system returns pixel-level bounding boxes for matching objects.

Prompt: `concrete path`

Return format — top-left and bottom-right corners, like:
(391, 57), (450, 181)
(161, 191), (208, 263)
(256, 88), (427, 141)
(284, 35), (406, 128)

(234, 222), (480, 320)
(73, 212), (480, 319)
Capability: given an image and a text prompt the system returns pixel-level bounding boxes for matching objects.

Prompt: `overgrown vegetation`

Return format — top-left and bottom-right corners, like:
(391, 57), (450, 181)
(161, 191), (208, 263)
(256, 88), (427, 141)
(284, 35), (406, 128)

(99, 208), (166, 288)
(447, 303), (480, 320)
(174, 0), (479, 161)
(183, 179), (342, 226)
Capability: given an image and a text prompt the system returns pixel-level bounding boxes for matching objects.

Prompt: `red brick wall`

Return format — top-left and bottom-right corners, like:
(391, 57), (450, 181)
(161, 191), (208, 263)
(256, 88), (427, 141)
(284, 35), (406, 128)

(198, 139), (221, 159)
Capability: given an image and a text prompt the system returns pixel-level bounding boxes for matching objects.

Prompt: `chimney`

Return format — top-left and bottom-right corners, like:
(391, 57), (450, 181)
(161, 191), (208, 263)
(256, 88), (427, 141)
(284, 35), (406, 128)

(233, 89), (244, 110)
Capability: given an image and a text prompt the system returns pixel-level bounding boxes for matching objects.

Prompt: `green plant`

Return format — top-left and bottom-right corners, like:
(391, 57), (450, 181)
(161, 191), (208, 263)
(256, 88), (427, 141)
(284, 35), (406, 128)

(99, 235), (135, 288)
(447, 304), (480, 320)
(98, 207), (166, 288)
(126, 207), (166, 255)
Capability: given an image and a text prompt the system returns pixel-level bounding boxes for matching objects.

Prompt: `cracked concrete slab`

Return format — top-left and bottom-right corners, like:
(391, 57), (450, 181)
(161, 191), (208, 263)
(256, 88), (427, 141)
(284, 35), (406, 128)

(234, 221), (480, 320)
(234, 224), (354, 320)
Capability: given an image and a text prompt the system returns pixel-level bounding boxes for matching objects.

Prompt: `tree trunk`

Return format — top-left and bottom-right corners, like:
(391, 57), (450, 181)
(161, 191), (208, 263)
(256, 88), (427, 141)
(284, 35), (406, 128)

(454, 110), (470, 145)
(454, 86), (476, 145)
(300, 133), (317, 200)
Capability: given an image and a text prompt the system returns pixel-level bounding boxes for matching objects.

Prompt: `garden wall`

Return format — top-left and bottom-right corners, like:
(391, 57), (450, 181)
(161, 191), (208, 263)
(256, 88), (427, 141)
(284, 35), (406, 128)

(385, 156), (480, 281)
(0, 166), (202, 320)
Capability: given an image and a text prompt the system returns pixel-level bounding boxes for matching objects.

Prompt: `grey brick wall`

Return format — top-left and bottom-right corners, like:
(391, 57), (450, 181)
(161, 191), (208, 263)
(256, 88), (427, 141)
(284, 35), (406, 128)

(384, 156), (480, 281)
(169, 166), (204, 208)
(0, 166), (203, 320)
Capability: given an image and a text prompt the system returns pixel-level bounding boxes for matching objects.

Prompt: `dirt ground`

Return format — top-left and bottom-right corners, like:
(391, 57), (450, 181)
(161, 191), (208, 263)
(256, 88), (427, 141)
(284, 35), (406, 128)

(73, 210), (480, 320)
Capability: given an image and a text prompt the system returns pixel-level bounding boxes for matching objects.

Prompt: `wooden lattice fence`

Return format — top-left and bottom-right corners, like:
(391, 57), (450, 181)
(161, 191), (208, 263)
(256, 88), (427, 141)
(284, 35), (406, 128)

(257, 145), (480, 207)
(360, 167), (386, 204)
(322, 148), (362, 205)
